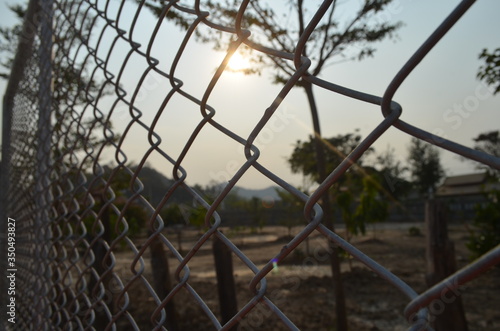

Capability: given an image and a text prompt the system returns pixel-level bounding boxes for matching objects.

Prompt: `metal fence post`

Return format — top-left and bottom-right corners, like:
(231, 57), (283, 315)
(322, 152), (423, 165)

(425, 199), (468, 331)
(36, 0), (53, 216)
(33, 0), (54, 327)
(0, 93), (12, 331)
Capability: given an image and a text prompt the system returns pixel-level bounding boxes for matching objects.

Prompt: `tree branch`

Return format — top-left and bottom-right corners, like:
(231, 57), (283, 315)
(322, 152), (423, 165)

(317, 0), (337, 67)
(297, 0), (306, 57)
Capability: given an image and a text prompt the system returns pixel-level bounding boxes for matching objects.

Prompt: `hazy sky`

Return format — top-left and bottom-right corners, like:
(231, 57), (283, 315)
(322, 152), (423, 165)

(1, 0), (499, 190)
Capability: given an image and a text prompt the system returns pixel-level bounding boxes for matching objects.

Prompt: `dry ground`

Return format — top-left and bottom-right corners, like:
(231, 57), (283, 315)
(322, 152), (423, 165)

(119, 223), (499, 330)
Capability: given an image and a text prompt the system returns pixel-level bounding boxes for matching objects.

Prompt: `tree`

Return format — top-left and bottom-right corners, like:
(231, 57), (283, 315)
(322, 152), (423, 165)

(477, 47), (500, 95)
(376, 145), (411, 199)
(289, 130), (372, 183)
(289, 130), (376, 329)
(336, 189), (357, 239)
(189, 181), (245, 229)
(355, 174), (388, 238)
(288, 130), (374, 205)
(334, 170), (388, 242)
(466, 131), (500, 261)
(0, 4), (26, 79)
(289, 131), (381, 228)
(407, 138), (445, 197)
(473, 130), (500, 158)
(471, 130), (500, 177)
(466, 190), (500, 260)
(336, 173), (388, 271)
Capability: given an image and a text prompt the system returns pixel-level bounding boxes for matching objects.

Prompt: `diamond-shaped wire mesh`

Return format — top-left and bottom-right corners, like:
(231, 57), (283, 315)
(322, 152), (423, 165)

(1, 0), (500, 330)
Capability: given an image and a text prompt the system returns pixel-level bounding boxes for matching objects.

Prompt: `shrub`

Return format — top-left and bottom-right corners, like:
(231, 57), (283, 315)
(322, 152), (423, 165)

(466, 191), (500, 259)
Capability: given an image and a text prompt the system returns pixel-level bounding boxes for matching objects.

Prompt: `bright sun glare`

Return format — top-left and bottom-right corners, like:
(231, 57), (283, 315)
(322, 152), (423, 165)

(227, 52), (250, 72)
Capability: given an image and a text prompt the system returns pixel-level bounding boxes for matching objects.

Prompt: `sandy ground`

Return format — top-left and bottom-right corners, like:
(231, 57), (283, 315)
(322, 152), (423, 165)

(112, 223), (499, 330)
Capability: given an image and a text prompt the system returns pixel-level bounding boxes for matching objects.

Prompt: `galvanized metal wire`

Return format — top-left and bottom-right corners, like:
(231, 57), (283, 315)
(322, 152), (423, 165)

(1, 0), (499, 330)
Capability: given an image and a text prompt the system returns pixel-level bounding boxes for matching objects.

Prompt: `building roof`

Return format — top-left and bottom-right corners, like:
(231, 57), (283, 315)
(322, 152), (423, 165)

(437, 172), (499, 197)
(441, 172), (487, 187)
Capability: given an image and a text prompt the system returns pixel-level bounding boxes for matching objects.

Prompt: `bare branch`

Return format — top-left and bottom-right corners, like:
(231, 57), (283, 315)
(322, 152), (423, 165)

(317, 0), (337, 63)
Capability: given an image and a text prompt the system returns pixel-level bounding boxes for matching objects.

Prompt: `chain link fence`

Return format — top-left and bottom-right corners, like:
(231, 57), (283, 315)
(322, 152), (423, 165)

(1, 0), (499, 330)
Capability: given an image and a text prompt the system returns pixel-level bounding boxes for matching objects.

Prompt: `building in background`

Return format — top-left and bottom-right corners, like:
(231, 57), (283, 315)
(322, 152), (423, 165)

(436, 172), (500, 221)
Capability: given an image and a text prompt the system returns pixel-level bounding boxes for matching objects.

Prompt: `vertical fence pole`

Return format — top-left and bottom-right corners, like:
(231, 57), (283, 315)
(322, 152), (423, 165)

(425, 199), (468, 331)
(149, 233), (179, 330)
(0, 94), (12, 331)
(37, 0), (54, 212)
(34, 0), (54, 327)
(213, 235), (238, 330)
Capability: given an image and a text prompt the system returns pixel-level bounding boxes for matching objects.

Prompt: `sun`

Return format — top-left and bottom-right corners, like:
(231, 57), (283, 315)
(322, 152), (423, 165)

(227, 52), (250, 72)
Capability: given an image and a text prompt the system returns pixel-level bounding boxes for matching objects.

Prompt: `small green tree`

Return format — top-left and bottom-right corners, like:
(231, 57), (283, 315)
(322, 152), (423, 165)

(337, 174), (388, 241)
(467, 190), (500, 259)
(466, 131), (500, 260)
(289, 130), (372, 183)
(189, 181), (246, 229)
(355, 175), (388, 239)
(290, 132), (390, 242)
(161, 203), (185, 226)
(407, 138), (445, 197)
(376, 145), (411, 199)
(289, 131), (379, 232)
(336, 190), (357, 240)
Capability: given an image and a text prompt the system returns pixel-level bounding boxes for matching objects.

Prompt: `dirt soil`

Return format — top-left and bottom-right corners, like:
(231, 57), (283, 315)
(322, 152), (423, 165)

(119, 224), (499, 330)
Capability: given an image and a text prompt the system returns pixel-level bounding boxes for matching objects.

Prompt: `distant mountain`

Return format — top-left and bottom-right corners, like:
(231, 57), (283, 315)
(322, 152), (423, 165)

(132, 166), (282, 204)
(135, 166), (191, 206)
(234, 186), (281, 201)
